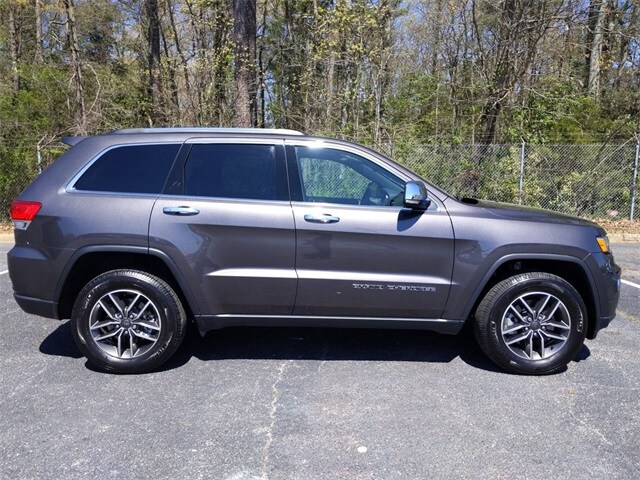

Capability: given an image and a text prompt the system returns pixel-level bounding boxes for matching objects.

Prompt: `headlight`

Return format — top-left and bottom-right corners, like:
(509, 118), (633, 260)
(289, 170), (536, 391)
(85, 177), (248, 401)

(596, 235), (610, 254)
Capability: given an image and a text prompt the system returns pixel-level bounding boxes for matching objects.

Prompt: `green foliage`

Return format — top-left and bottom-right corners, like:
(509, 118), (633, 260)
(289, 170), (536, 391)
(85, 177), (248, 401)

(506, 78), (638, 144)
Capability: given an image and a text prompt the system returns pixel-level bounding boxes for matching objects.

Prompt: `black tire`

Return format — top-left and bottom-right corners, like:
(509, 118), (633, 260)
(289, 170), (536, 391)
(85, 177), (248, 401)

(71, 269), (187, 374)
(474, 272), (587, 375)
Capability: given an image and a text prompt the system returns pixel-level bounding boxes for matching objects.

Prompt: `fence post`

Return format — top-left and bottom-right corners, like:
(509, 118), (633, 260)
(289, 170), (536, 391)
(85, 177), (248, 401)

(518, 140), (525, 205)
(631, 140), (639, 222)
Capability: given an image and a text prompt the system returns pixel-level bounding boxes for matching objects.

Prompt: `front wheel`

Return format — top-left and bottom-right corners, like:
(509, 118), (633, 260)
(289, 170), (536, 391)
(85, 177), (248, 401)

(474, 272), (587, 375)
(71, 269), (187, 374)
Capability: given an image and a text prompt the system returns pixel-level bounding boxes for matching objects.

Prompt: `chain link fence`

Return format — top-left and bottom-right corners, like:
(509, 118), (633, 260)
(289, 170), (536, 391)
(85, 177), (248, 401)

(0, 138), (66, 222)
(1, 140), (639, 221)
(391, 141), (640, 221)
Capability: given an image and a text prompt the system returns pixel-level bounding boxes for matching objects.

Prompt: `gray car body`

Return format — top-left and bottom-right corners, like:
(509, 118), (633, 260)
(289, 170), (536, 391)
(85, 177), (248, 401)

(8, 129), (621, 340)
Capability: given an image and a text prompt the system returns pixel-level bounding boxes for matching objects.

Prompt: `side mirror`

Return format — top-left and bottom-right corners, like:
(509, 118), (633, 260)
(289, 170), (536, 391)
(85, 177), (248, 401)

(403, 181), (431, 210)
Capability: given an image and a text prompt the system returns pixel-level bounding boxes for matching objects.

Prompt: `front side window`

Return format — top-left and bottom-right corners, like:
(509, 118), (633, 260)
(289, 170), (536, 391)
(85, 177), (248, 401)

(184, 144), (287, 201)
(295, 146), (404, 206)
(74, 144), (180, 194)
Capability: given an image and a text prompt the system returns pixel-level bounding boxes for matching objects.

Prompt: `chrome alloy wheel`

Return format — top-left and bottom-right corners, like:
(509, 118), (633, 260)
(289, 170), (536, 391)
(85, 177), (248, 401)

(88, 289), (162, 359)
(501, 291), (571, 361)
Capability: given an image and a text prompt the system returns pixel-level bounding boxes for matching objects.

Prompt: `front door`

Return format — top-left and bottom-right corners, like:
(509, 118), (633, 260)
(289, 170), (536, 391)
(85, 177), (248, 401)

(288, 144), (454, 319)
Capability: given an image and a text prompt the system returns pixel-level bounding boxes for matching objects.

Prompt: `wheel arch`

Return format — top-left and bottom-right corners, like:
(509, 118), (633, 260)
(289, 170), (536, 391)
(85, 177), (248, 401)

(55, 246), (200, 320)
(461, 254), (599, 339)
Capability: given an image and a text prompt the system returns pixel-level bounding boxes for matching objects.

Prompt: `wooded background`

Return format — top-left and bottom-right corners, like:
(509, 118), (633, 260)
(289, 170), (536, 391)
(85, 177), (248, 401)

(1, 0), (639, 216)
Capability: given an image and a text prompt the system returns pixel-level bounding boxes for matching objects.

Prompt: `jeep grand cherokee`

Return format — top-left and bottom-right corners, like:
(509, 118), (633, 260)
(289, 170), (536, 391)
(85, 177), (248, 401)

(8, 128), (621, 374)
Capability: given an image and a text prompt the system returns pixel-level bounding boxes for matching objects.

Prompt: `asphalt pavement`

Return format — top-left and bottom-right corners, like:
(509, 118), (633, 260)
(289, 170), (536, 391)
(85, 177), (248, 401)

(0, 242), (638, 480)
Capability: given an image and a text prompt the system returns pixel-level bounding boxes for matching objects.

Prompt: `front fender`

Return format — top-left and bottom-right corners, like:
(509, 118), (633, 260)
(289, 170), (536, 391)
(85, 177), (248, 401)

(443, 249), (597, 323)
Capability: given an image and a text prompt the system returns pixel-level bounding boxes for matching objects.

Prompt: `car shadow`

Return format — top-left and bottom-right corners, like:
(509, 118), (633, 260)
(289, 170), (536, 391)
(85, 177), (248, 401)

(39, 321), (590, 375)
(160, 322), (505, 373)
(39, 321), (83, 358)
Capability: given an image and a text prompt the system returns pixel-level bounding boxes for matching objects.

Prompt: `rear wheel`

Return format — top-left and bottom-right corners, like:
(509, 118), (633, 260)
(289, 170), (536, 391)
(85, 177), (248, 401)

(474, 272), (587, 375)
(71, 269), (187, 374)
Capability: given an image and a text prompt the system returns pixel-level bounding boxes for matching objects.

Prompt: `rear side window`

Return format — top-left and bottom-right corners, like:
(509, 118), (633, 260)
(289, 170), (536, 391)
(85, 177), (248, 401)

(74, 144), (180, 194)
(184, 144), (288, 201)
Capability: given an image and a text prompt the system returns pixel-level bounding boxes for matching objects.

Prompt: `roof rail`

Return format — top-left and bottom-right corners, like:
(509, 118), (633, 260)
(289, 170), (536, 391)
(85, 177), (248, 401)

(108, 127), (304, 136)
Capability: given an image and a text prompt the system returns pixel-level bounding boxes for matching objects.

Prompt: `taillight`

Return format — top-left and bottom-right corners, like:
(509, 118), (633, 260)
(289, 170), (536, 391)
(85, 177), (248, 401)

(10, 201), (42, 221)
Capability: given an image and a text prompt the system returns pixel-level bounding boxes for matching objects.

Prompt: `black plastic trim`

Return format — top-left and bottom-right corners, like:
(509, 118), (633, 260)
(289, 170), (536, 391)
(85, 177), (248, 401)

(194, 314), (465, 336)
(54, 245), (201, 317)
(14, 294), (58, 319)
(459, 253), (599, 322)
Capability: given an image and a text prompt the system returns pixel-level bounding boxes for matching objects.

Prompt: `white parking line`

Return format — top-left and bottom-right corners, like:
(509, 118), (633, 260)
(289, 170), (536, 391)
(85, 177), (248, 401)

(621, 279), (640, 290)
(0, 270), (7, 275)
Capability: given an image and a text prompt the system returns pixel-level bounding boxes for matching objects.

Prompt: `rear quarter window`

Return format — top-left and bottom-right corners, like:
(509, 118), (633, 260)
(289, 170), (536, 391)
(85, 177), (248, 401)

(73, 144), (180, 194)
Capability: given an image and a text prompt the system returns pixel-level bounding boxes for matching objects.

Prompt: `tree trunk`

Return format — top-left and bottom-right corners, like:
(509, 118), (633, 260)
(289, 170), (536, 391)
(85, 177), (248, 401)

(326, 51), (335, 122)
(256, 0), (267, 127)
(477, 0), (517, 145)
(146, 0), (164, 123)
(233, 0), (257, 127)
(587, 0), (607, 97)
(167, 0), (192, 121)
(160, 21), (180, 119)
(35, 0), (43, 63)
(64, 0), (86, 134)
(8, 3), (20, 94)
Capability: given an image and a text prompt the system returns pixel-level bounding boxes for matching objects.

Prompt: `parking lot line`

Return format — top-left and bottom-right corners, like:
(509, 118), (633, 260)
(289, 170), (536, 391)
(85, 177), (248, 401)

(0, 270), (7, 275)
(621, 279), (640, 290)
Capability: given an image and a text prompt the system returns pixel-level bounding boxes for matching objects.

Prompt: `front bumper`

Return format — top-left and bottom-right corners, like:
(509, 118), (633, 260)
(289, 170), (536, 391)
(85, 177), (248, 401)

(586, 252), (621, 339)
(14, 294), (59, 319)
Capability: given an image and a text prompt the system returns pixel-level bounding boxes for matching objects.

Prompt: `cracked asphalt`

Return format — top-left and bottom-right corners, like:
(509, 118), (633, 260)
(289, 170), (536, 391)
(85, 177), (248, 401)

(1, 242), (639, 480)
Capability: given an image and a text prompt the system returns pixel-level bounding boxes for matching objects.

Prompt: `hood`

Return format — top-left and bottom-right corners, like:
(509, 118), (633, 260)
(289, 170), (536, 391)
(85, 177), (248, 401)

(458, 197), (603, 230)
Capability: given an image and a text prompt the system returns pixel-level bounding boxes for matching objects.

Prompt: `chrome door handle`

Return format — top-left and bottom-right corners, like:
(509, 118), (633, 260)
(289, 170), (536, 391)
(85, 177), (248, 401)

(304, 213), (340, 224)
(163, 206), (200, 216)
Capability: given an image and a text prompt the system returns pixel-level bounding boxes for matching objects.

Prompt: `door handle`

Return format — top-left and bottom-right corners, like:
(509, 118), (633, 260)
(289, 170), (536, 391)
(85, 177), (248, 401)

(304, 213), (340, 224)
(163, 206), (200, 216)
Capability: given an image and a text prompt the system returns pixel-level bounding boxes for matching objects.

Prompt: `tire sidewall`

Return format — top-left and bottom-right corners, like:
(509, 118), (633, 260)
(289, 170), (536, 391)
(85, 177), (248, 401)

(486, 276), (587, 374)
(72, 271), (183, 373)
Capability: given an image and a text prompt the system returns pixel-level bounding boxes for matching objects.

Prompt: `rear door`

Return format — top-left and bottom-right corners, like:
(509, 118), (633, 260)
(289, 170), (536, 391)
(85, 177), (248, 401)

(287, 142), (455, 319)
(149, 139), (296, 316)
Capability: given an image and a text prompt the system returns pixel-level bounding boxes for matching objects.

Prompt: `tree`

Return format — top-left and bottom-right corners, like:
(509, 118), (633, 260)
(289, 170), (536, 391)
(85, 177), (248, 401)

(64, 0), (86, 135)
(473, 0), (563, 145)
(145, 0), (164, 123)
(587, 0), (607, 97)
(8, 0), (21, 94)
(34, 0), (43, 63)
(233, 0), (257, 127)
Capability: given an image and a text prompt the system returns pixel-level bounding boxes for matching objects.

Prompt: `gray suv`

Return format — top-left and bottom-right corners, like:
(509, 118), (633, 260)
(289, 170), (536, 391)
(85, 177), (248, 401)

(8, 128), (621, 374)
